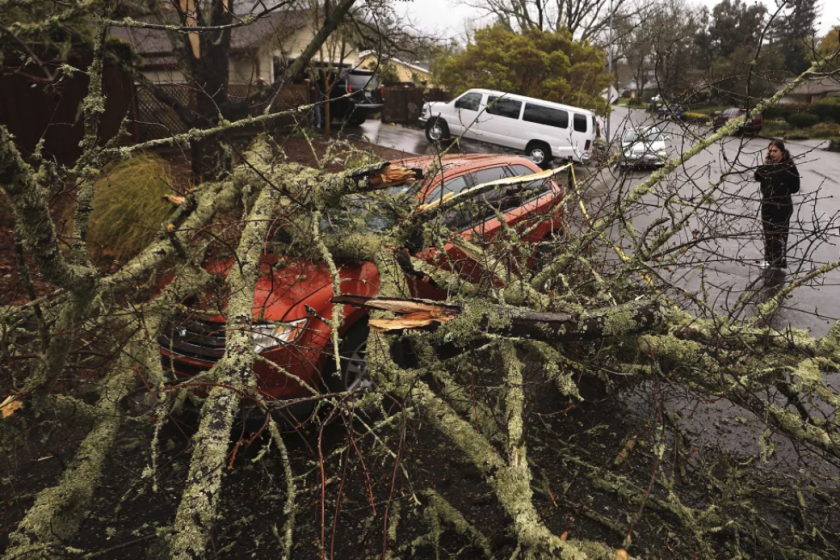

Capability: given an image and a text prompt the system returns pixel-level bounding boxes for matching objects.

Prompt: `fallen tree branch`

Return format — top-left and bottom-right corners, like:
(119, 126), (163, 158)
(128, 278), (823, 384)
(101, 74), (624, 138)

(332, 295), (664, 342)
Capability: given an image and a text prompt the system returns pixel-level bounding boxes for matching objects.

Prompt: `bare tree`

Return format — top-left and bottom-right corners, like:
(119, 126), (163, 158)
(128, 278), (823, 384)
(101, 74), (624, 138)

(465, 0), (632, 42)
(4, 3), (840, 560)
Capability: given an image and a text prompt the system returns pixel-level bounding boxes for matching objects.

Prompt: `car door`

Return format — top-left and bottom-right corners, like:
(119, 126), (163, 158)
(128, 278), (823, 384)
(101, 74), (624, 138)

(449, 91), (485, 138)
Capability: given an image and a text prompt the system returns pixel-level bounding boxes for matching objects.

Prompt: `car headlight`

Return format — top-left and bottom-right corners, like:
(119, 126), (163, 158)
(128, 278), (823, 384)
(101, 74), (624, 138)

(657, 151), (667, 158)
(251, 318), (308, 354)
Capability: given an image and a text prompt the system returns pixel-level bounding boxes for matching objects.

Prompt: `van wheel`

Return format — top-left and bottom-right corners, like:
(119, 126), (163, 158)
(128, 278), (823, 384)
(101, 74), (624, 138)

(325, 322), (372, 393)
(526, 142), (551, 169)
(425, 119), (450, 143)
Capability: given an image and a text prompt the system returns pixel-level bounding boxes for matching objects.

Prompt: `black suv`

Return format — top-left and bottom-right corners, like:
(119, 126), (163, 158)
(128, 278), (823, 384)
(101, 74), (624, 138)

(323, 69), (384, 125)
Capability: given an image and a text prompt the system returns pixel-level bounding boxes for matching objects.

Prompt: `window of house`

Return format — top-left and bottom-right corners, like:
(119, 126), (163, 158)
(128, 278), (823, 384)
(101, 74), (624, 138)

(486, 96), (523, 119)
(522, 104), (569, 128)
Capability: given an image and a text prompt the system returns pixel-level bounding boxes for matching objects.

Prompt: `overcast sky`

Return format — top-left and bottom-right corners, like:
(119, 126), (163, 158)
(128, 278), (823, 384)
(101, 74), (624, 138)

(395, 0), (840, 42)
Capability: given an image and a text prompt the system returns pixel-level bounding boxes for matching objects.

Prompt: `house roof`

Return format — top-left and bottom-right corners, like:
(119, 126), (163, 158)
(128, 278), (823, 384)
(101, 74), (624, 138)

(358, 50), (431, 75)
(110, 10), (309, 62)
(783, 76), (840, 96)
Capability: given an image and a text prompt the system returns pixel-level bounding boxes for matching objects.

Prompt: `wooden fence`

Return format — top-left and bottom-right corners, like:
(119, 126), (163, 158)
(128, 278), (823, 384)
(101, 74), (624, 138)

(382, 86), (424, 124)
(134, 83), (311, 142)
(382, 87), (452, 125)
(0, 62), (136, 162)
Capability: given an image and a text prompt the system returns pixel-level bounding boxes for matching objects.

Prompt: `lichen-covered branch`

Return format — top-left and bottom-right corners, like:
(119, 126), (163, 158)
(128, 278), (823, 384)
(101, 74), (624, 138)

(169, 140), (281, 559)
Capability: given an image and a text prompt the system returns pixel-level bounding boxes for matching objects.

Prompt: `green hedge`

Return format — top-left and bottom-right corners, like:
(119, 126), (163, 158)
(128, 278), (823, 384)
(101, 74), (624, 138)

(786, 112), (820, 128)
(763, 103), (808, 121)
(812, 97), (840, 122)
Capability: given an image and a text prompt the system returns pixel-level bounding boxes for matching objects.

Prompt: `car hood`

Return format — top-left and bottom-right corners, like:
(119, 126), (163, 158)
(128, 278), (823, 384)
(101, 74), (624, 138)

(198, 256), (379, 323)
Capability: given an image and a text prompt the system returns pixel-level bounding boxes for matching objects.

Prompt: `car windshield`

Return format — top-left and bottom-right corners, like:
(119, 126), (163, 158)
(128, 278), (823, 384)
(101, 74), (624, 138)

(623, 127), (663, 144)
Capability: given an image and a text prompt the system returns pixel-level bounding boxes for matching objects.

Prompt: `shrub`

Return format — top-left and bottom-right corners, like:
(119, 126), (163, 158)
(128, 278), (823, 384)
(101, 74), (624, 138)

(684, 112), (710, 123)
(763, 103), (807, 121)
(810, 122), (840, 138)
(786, 112), (820, 129)
(811, 97), (840, 122)
(65, 155), (178, 262)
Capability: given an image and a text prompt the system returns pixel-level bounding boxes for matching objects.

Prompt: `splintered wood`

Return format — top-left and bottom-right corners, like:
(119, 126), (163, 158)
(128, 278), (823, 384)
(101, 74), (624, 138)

(368, 165), (418, 188)
(332, 296), (458, 332)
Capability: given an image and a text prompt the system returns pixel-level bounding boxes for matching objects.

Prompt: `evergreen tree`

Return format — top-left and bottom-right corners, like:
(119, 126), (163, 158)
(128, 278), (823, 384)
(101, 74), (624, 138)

(769, 0), (820, 74)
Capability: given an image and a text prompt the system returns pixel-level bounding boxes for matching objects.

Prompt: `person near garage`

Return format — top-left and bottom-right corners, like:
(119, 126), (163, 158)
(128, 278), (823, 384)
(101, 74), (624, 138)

(305, 77), (323, 130)
(754, 139), (800, 269)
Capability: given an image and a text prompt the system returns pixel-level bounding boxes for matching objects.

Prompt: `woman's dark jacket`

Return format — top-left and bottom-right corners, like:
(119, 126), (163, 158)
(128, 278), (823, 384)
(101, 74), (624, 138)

(754, 160), (800, 205)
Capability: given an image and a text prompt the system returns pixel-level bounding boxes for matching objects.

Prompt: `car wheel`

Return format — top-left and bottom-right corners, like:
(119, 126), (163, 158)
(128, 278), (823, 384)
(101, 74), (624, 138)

(526, 141), (552, 169)
(325, 322), (372, 393)
(425, 118), (450, 143)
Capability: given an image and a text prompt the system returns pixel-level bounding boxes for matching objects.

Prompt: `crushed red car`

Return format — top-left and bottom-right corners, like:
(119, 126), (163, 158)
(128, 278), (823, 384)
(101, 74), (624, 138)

(159, 154), (567, 400)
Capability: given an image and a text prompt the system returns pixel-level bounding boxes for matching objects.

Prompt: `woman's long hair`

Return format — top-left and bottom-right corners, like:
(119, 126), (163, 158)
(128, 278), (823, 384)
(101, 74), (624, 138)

(768, 139), (793, 164)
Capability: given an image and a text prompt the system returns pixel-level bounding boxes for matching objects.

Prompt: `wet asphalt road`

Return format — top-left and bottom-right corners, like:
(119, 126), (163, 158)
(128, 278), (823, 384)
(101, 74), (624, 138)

(348, 110), (840, 337)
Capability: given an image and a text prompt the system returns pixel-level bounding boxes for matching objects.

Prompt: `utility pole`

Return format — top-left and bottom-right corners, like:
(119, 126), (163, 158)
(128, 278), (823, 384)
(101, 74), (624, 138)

(606, 0), (613, 143)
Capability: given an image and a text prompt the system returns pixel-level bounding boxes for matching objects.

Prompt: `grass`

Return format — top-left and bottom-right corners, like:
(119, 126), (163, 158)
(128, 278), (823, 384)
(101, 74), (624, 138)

(64, 154), (179, 263)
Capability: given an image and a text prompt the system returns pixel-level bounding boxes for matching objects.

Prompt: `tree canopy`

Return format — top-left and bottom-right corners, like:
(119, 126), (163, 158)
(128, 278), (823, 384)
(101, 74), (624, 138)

(438, 25), (612, 116)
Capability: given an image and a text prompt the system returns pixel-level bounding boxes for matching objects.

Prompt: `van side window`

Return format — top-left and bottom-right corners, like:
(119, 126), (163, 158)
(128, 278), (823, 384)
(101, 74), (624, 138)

(573, 114), (587, 132)
(486, 96), (523, 119)
(522, 104), (568, 128)
(454, 93), (482, 111)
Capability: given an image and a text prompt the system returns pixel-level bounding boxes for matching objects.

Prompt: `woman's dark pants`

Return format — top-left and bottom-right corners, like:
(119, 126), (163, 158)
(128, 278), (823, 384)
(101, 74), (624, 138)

(761, 202), (793, 267)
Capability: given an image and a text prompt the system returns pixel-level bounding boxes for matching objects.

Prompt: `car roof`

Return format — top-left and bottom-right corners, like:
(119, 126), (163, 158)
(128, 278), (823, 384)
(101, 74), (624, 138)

(459, 88), (595, 116)
(393, 154), (539, 176)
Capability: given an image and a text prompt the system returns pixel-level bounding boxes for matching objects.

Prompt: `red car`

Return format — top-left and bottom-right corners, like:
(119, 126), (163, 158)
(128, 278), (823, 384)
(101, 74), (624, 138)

(712, 108), (763, 135)
(159, 154), (565, 400)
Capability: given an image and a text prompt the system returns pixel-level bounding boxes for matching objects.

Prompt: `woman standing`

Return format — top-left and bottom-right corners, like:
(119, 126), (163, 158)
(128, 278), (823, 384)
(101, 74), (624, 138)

(754, 140), (800, 268)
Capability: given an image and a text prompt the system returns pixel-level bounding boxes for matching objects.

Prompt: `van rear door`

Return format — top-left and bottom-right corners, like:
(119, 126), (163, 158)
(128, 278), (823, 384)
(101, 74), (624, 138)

(571, 113), (595, 161)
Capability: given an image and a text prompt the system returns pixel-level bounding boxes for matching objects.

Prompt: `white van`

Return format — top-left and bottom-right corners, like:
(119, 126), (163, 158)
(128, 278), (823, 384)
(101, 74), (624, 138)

(419, 89), (597, 167)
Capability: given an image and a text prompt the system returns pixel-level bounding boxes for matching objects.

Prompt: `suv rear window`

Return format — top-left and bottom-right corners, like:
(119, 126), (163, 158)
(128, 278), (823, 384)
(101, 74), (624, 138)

(523, 104), (568, 129)
(347, 72), (378, 90)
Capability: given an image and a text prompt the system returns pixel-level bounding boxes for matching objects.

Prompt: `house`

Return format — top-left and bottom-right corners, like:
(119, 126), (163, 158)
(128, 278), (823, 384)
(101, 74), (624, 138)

(110, 9), (362, 88)
(778, 76), (840, 105)
(357, 51), (435, 88)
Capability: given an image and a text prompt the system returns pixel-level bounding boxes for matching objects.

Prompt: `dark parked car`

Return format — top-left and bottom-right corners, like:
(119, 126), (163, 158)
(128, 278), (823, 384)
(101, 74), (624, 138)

(657, 104), (685, 120)
(323, 69), (384, 125)
(713, 108), (763, 135)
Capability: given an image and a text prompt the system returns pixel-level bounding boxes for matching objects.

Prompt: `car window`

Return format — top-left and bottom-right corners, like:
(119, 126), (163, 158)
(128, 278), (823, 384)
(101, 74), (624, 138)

(522, 104), (568, 128)
(425, 174), (469, 204)
(508, 164), (553, 199)
(471, 166), (510, 186)
(486, 96), (523, 119)
(347, 73), (378, 90)
(455, 92), (482, 111)
(441, 166), (510, 229)
(573, 114), (587, 133)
